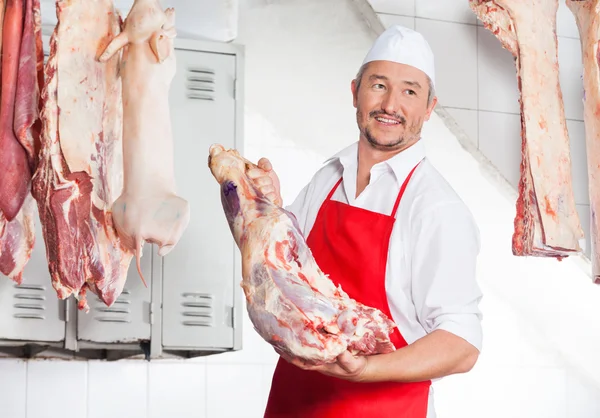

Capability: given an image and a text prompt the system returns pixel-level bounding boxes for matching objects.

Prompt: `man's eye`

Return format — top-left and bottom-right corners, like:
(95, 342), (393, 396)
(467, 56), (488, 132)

(373, 84), (385, 89)
(405, 89), (416, 95)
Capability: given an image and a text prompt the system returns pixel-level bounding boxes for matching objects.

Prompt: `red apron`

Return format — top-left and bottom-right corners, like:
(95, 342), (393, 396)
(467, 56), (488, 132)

(264, 162), (431, 418)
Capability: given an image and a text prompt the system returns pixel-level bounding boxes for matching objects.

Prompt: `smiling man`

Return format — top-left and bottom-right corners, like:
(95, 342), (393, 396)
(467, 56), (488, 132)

(250, 25), (484, 418)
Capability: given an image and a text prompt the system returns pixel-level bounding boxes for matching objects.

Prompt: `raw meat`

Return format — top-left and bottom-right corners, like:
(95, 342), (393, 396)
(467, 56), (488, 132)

(0, 0), (31, 222)
(98, 0), (190, 284)
(470, 0), (585, 258)
(0, 0), (41, 285)
(32, 0), (133, 311)
(0, 195), (35, 284)
(566, 0), (600, 283)
(208, 144), (396, 365)
(15, 0), (41, 172)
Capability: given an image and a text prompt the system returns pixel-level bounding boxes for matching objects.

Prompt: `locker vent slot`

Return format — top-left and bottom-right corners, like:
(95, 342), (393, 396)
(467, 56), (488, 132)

(187, 67), (215, 101)
(93, 289), (132, 323)
(13, 284), (47, 320)
(181, 292), (214, 327)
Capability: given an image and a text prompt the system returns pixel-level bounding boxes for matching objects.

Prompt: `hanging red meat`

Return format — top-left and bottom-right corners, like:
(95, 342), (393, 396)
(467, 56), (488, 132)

(0, 0), (31, 222)
(566, 0), (600, 283)
(208, 144), (396, 365)
(98, 0), (190, 285)
(470, 0), (585, 258)
(0, 0), (42, 285)
(32, 0), (133, 311)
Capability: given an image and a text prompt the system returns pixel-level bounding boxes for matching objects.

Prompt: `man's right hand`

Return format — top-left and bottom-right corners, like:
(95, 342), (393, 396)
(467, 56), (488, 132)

(247, 157), (283, 207)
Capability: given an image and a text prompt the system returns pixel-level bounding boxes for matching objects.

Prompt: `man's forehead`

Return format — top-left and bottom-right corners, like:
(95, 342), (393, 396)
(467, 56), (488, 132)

(363, 61), (427, 86)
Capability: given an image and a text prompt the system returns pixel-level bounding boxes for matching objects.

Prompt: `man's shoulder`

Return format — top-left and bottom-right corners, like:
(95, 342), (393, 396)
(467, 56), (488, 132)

(407, 159), (476, 223)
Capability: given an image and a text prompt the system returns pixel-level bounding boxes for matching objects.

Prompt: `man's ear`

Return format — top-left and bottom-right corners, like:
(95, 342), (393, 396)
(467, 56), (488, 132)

(351, 79), (358, 109)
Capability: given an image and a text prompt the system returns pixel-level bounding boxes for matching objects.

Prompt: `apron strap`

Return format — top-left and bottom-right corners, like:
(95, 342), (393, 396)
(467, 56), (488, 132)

(326, 177), (343, 201)
(391, 160), (422, 218)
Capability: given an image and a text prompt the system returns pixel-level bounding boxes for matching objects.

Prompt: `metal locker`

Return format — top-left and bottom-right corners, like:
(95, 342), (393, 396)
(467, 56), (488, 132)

(161, 46), (240, 350)
(76, 242), (153, 344)
(0, 204), (65, 343)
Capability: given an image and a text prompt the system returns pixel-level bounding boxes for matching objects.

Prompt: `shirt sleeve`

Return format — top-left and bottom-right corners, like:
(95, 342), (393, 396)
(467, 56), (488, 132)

(284, 181), (312, 237)
(410, 201), (484, 352)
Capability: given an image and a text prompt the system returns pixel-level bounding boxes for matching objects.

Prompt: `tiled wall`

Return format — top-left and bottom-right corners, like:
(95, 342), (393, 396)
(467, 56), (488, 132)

(2, 1), (600, 417)
(370, 0), (592, 259)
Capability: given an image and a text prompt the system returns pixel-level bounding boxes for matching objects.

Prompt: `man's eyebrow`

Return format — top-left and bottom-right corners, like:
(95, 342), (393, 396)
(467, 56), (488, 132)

(368, 74), (388, 81)
(367, 74), (422, 89)
(402, 80), (422, 89)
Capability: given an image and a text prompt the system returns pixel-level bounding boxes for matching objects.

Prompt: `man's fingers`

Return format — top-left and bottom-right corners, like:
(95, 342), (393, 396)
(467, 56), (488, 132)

(253, 176), (273, 187)
(247, 168), (267, 179)
(258, 158), (272, 171)
(260, 185), (275, 196)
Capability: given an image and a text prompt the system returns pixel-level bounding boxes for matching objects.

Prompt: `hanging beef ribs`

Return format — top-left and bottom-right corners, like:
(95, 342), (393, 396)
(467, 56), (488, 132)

(32, 0), (133, 311)
(0, 0), (43, 284)
(566, 0), (600, 282)
(97, 0), (190, 285)
(470, 0), (585, 258)
(208, 144), (396, 365)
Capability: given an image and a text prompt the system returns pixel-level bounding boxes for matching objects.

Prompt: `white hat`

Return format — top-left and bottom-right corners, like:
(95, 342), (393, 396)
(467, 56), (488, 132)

(362, 25), (435, 87)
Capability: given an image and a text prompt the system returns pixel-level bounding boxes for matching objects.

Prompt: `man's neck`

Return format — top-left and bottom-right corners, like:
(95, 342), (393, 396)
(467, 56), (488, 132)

(354, 138), (413, 198)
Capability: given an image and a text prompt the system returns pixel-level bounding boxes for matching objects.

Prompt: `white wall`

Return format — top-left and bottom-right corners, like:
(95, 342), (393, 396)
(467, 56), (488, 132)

(2, 1), (600, 417)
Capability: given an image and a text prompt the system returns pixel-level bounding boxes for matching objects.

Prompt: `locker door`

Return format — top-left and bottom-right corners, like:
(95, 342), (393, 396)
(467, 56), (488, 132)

(0, 202), (65, 342)
(161, 47), (238, 349)
(77, 243), (152, 343)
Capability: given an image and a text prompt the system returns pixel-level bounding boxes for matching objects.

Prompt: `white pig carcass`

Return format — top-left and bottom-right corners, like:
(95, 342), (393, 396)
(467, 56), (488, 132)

(98, 0), (190, 284)
(566, 0), (600, 283)
(470, 0), (585, 258)
(208, 144), (396, 365)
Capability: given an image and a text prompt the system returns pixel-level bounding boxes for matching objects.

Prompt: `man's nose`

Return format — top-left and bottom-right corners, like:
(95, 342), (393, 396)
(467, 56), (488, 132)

(381, 92), (401, 115)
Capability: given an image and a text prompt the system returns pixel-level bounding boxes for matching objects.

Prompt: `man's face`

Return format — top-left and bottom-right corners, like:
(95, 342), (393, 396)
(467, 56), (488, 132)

(351, 60), (437, 152)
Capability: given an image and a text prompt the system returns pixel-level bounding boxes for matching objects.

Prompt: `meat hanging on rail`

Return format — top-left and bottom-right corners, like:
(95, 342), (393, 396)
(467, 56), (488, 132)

(469, 0), (585, 259)
(0, 0), (43, 284)
(31, 0), (133, 311)
(566, 0), (600, 283)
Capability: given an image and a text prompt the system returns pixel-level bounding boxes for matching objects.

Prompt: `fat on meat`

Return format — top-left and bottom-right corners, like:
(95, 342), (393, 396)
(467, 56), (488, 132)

(0, 0), (42, 285)
(32, 0), (133, 311)
(208, 144), (396, 365)
(567, 0), (600, 283)
(98, 0), (190, 284)
(470, 0), (585, 258)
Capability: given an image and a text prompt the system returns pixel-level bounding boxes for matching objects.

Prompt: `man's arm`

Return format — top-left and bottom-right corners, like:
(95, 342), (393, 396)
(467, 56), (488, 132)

(281, 200), (483, 383)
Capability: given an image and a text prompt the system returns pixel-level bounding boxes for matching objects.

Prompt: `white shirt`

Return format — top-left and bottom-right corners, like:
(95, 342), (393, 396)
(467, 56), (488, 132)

(285, 140), (483, 417)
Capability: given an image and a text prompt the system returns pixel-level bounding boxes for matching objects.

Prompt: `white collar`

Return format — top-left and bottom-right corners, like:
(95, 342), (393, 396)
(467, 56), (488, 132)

(324, 140), (426, 183)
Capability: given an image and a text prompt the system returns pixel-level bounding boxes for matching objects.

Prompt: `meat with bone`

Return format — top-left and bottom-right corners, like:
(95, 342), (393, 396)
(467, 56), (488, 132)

(0, 0), (42, 285)
(566, 0), (600, 283)
(208, 144), (396, 365)
(98, 0), (190, 284)
(32, 0), (133, 311)
(470, 0), (585, 257)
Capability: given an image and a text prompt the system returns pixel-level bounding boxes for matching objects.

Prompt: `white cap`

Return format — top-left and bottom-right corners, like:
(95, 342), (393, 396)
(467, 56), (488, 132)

(362, 25), (435, 87)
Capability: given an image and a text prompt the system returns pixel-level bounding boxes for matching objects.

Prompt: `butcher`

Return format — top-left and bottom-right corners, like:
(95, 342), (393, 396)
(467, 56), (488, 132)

(248, 25), (483, 418)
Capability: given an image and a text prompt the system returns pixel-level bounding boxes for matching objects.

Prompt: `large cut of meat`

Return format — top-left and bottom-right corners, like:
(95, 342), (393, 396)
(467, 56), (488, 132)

(208, 144), (396, 365)
(567, 0), (600, 283)
(0, 0), (43, 284)
(470, 0), (585, 258)
(0, 0), (31, 222)
(31, 0), (133, 311)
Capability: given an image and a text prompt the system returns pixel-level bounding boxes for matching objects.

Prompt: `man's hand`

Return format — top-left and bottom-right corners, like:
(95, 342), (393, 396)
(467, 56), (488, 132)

(247, 157), (283, 206)
(275, 348), (369, 382)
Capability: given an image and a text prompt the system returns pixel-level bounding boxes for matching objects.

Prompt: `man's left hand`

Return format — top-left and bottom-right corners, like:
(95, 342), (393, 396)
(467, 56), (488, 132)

(275, 349), (369, 382)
